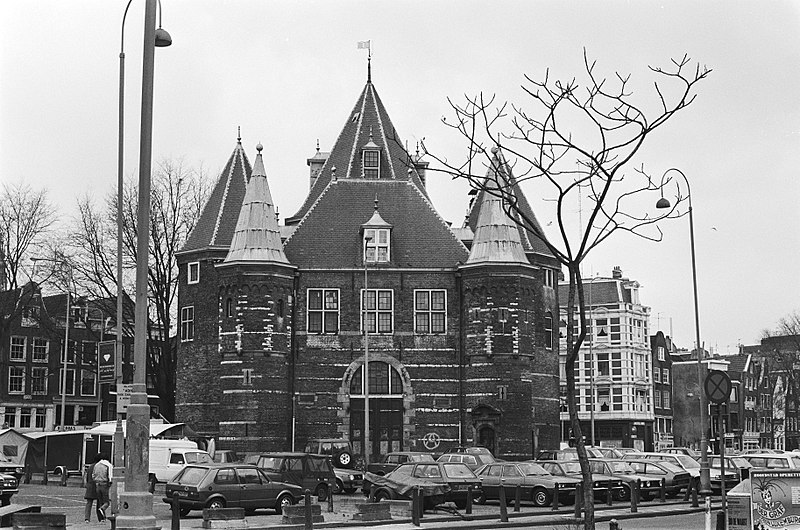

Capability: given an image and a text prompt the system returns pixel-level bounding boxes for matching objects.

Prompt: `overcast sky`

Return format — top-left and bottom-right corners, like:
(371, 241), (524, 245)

(2, 1), (798, 354)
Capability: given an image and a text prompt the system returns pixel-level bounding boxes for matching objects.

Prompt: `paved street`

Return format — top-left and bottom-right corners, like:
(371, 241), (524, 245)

(9, 479), (720, 529)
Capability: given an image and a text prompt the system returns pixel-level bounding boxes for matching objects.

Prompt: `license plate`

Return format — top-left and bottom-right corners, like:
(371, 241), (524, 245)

(174, 491), (187, 497)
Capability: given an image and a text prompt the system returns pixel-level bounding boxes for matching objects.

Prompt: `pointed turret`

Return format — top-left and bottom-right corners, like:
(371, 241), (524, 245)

(223, 144), (288, 265)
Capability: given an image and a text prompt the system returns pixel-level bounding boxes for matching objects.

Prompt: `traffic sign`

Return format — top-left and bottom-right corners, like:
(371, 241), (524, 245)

(704, 370), (732, 404)
(98, 341), (116, 383)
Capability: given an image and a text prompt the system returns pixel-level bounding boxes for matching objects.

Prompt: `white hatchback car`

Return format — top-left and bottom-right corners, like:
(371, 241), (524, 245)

(743, 453), (800, 470)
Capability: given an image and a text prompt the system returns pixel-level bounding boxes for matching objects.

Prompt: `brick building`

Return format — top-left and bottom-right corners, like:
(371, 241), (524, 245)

(175, 70), (562, 460)
(651, 331), (674, 450)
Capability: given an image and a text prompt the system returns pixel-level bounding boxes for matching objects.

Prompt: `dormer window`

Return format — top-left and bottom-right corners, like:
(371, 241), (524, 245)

(363, 149), (380, 178)
(364, 229), (390, 262)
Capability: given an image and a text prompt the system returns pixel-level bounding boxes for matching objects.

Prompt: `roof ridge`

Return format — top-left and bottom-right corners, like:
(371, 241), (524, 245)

(211, 143), (244, 245)
(371, 84), (398, 180)
(346, 87), (369, 181)
(283, 177), (337, 247)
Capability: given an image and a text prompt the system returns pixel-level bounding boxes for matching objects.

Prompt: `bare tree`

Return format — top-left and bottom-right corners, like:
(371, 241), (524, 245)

(421, 52), (709, 528)
(0, 183), (57, 362)
(66, 159), (210, 420)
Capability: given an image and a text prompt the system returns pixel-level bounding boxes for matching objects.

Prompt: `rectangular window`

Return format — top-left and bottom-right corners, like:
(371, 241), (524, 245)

(662, 368), (669, 384)
(19, 408), (31, 428)
(654, 389), (662, 408)
(362, 289), (393, 334)
(3, 408), (14, 428)
(61, 340), (76, 363)
(81, 369), (96, 397)
(32, 338), (48, 362)
(10, 337), (26, 361)
(188, 261), (200, 284)
(364, 229), (390, 263)
(31, 367), (48, 395)
(180, 306), (194, 342)
(414, 290), (446, 334)
(59, 368), (76, 396)
(543, 269), (555, 288)
(653, 369), (660, 383)
(35, 408), (45, 428)
(597, 353), (610, 376)
(544, 314), (553, 350)
(362, 149), (380, 179)
(612, 388), (624, 411)
(657, 346), (665, 361)
(307, 289), (339, 334)
(8, 367), (24, 394)
(663, 390), (670, 409)
(82, 341), (97, 365)
(242, 368), (253, 386)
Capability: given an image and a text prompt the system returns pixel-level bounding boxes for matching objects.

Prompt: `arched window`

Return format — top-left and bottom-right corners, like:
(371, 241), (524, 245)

(349, 361), (403, 396)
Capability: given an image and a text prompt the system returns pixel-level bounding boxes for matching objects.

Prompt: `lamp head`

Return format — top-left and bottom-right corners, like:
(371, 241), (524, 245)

(155, 27), (172, 47)
(656, 197), (671, 209)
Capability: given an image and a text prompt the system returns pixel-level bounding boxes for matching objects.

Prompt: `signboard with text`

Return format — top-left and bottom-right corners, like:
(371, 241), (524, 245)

(98, 341), (116, 383)
(751, 470), (800, 529)
(116, 383), (133, 414)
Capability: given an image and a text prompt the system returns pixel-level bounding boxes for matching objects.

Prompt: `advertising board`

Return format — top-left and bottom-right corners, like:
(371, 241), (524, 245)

(751, 470), (800, 529)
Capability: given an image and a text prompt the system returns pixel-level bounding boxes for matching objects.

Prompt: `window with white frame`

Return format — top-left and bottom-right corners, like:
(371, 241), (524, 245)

(414, 290), (446, 334)
(544, 313), (553, 349)
(61, 340), (75, 363)
(32, 338), (48, 362)
(362, 148), (380, 179)
(662, 390), (671, 409)
(81, 369), (96, 397)
(307, 289), (339, 334)
(362, 289), (393, 334)
(35, 408), (45, 428)
(188, 261), (200, 284)
(654, 389), (662, 408)
(662, 368), (669, 384)
(180, 306), (194, 342)
(8, 367), (24, 394)
(10, 337), (25, 361)
(349, 361), (403, 396)
(59, 368), (76, 396)
(653, 369), (660, 383)
(242, 368), (253, 386)
(19, 408), (31, 428)
(543, 269), (555, 288)
(82, 341), (97, 365)
(657, 346), (665, 361)
(364, 229), (390, 263)
(31, 367), (48, 395)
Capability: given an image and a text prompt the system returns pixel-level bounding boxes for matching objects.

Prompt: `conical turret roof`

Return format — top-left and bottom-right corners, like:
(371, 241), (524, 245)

(223, 144), (289, 265)
(180, 138), (251, 255)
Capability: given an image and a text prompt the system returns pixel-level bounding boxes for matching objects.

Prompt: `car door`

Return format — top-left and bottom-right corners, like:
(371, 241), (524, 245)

(478, 464), (502, 498)
(213, 468), (241, 507)
(257, 469), (283, 508)
(236, 467), (267, 509)
(501, 464), (523, 498)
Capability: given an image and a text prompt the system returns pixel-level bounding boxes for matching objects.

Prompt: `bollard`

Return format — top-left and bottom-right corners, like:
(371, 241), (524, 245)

(60, 468), (68, 487)
(609, 519), (620, 530)
(716, 510), (725, 530)
(514, 484), (521, 512)
(552, 482), (560, 511)
(466, 486), (473, 515)
(304, 489), (312, 530)
(417, 486), (424, 521)
(691, 478), (699, 508)
(574, 482), (583, 519)
(498, 483), (509, 522)
(659, 478), (666, 503)
(607, 480), (614, 506)
(630, 479), (639, 513)
(171, 495), (181, 530)
(327, 481), (334, 513)
(411, 487), (420, 527)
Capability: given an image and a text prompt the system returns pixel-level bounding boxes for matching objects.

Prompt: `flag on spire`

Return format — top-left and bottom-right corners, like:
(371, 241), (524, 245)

(357, 40), (371, 51)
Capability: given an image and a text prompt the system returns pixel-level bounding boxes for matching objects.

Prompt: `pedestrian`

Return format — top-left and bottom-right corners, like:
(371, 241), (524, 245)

(84, 453), (103, 522)
(93, 452), (113, 521)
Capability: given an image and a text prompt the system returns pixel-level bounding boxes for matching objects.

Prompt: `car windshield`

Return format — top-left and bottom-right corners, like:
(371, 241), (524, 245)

(560, 462), (582, 474)
(518, 463), (549, 476)
(186, 452), (213, 464)
(258, 457), (283, 471)
(676, 456), (700, 469)
(607, 461), (636, 473)
(659, 462), (684, 473)
(173, 466), (208, 485)
(410, 454), (435, 462)
(443, 463), (476, 478)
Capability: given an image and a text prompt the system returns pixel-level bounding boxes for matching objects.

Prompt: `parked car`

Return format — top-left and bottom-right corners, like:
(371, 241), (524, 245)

(594, 447), (625, 459)
(536, 448), (605, 461)
(625, 459), (692, 498)
(256, 453), (336, 501)
(363, 461), (480, 509)
(475, 461), (581, 507)
(704, 455), (744, 491)
(662, 447), (700, 460)
(437, 452), (495, 471)
(743, 452), (800, 471)
(538, 460), (624, 498)
(212, 450), (241, 464)
(709, 455), (752, 483)
(0, 472), (19, 505)
(367, 452), (436, 476)
(622, 452), (701, 479)
(589, 459), (669, 501)
(0, 456), (23, 482)
(303, 439), (355, 469)
(163, 463), (302, 516)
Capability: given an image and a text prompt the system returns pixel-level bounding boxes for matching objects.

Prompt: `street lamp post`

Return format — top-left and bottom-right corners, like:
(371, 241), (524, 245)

(656, 167), (710, 496)
(116, 1), (170, 528)
(585, 275), (602, 447)
(363, 236), (373, 466)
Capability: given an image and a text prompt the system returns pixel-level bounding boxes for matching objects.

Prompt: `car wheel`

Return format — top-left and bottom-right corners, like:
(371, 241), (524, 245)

(276, 493), (294, 515)
(616, 485), (630, 501)
(207, 498), (226, 510)
(532, 487), (551, 508)
(334, 479), (345, 494)
(315, 484), (329, 502)
(335, 451), (354, 469)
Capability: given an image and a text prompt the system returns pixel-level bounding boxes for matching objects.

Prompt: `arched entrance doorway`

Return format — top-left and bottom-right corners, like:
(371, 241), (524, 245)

(349, 361), (404, 458)
(472, 404), (502, 455)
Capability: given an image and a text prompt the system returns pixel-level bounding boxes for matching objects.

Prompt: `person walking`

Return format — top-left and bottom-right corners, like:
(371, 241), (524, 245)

(84, 454), (103, 522)
(92, 453), (113, 521)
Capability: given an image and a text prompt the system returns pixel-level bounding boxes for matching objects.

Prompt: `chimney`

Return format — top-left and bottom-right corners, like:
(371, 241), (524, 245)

(306, 141), (329, 190)
(612, 266), (623, 279)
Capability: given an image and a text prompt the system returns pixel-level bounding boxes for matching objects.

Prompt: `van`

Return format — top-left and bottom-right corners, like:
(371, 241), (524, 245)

(148, 439), (212, 490)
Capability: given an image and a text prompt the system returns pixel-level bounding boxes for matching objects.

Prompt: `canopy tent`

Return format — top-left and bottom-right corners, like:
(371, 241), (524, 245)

(85, 421), (197, 439)
(0, 429), (31, 467)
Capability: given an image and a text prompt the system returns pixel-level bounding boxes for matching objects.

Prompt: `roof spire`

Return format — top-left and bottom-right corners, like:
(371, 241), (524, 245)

(237, 126), (241, 144)
(367, 55), (372, 83)
(316, 139), (320, 153)
(374, 193), (379, 211)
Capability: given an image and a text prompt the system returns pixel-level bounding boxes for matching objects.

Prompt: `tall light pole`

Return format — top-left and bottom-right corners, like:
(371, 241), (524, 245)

(584, 274), (602, 447)
(116, 1), (170, 528)
(656, 167), (710, 495)
(363, 235), (373, 466)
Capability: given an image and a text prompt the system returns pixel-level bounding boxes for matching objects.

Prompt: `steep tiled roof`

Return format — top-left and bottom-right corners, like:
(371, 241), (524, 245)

(465, 150), (530, 266)
(465, 149), (554, 260)
(284, 180), (468, 269)
(223, 144), (289, 265)
(180, 140), (251, 254)
(285, 80), (427, 225)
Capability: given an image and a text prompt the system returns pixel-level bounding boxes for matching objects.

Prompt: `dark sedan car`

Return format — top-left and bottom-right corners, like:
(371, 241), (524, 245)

(163, 464), (303, 516)
(625, 459), (691, 498)
(475, 462), (581, 507)
(589, 459), (670, 501)
(363, 461), (480, 509)
(539, 460), (624, 499)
